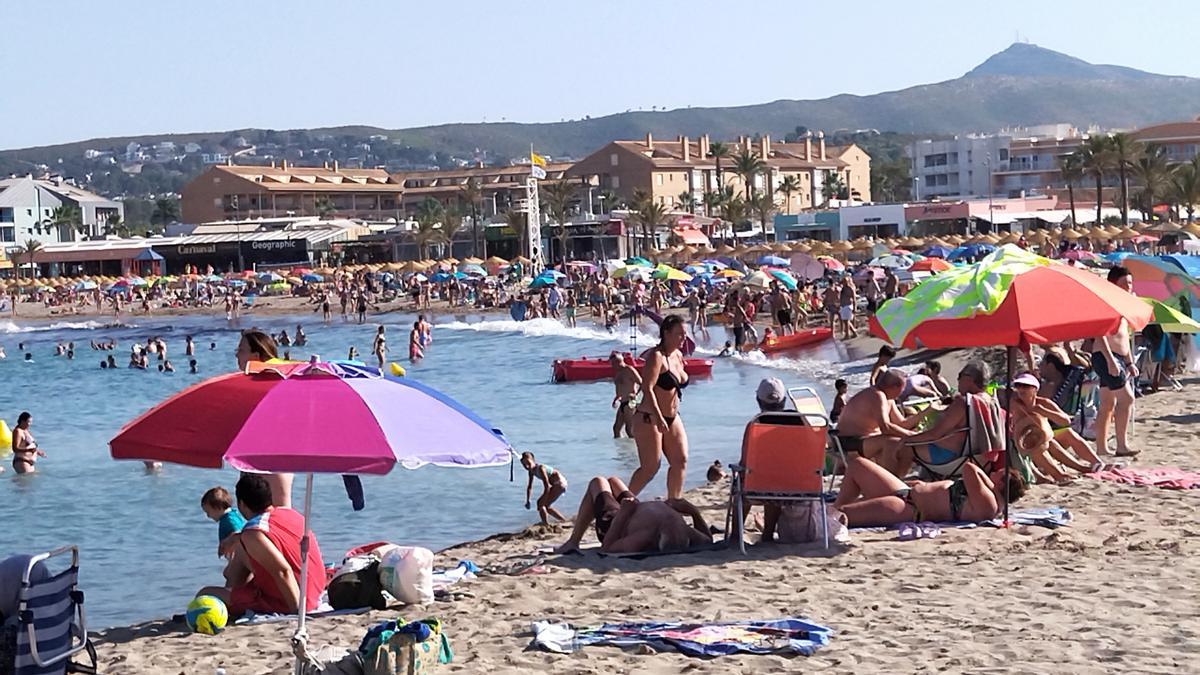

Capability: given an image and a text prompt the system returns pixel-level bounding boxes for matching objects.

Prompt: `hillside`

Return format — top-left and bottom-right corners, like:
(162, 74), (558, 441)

(2, 43), (1198, 198)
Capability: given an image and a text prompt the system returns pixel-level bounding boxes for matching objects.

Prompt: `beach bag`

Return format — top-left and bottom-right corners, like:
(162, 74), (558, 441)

(362, 619), (452, 675)
(377, 547), (434, 605)
(776, 503), (850, 544)
(328, 560), (387, 611)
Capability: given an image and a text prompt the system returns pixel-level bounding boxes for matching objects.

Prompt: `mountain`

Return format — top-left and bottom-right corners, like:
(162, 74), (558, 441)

(3, 43), (1199, 198)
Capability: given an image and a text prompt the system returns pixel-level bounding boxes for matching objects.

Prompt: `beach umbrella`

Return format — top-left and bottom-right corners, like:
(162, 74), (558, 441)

(461, 263), (487, 277)
(816, 256), (845, 272)
(430, 272), (454, 283)
(301, 273), (324, 283)
(868, 253), (913, 270)
(757, 255), (790, 267)
(789, 253), (826, 281)
(126, 276), (148, 287)
(923, 245), (952, 259)
(510, 256), (532, 266)
(1061, 249), (1101, 263)
(110, 359), (511, 669)
(1129, 234), (1160, 245)
(870, 245), (1152, 350)
(716, 268), (745, 279)
(908, 258), (953, 273)
(742, 270), (773, 289)
(258, 272), (285, 283)
(1158, 254), (1200, 279)
(790, 242), (812, 254)
(766, 269), (798, 290)
(1120, 255), (1200, 303)
(611, 266), (651, 281)
(1143, 297), (1200, 333)
(625, 256), (653, 268)
(73, 280), (98, 291)
(652, 264), (692, 282)
(854, 266), (885, 281)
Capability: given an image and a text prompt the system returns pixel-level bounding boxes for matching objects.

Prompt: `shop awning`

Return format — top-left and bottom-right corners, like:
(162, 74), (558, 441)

(673, 227), (710, 246)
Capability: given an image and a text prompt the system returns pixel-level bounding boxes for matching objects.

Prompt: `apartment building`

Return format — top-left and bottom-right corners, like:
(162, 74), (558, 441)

(567, 132), (870, 214)
(1133, 118), (1200, 164)
(0, 175), (124, 245)
(390, 162), (573, 216)
(180, 161), (405, 223)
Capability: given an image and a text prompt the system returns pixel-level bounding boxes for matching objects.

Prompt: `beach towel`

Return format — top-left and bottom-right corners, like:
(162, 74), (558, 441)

(850, 506), (1072, 532)
(1086, 467), (1200, 490)
(431, 560), (478, 590)
(967, 393), (1006, 463)
(532, 618), (832, 657)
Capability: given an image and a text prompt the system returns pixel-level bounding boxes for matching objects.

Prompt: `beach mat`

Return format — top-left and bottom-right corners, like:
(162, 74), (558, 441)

(531, 617), (832, 656)
(234, 603), (370, 625)
(539, 541), (726, 560)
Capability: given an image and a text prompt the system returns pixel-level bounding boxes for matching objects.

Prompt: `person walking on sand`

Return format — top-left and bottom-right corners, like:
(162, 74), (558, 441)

(629, 315), (690, 499)
(520, 451), (569, 526)
(372, 326), (387, 368)
(838, 276), (858, 339)
(610, 352), (642, 438)
(1091, 266), (1139, 457)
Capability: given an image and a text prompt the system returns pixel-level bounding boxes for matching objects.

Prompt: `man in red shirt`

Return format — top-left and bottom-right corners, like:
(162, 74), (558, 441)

(197, 473), (324, 617)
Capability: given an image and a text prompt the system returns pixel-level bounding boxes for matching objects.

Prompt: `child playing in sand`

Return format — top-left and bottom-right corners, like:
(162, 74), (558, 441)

(520, 451), (568, 526)
(201, 486), (246, 558)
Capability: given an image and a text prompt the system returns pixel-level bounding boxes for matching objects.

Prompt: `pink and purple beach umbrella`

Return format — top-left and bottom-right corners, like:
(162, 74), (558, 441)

(109, 359), (512, 474)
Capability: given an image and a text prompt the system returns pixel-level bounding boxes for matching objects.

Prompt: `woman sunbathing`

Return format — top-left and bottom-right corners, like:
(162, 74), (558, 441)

(1011, 372), (1091, 484)
(833, 456), (1026, 527)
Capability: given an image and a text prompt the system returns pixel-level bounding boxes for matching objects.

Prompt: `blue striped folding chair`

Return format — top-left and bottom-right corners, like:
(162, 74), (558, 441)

(12, 547), (95, 675)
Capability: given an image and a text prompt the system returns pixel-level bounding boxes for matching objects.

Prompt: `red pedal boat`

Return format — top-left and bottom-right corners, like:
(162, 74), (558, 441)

(552, 356), (714, 383)
(758, 327), (833, 354)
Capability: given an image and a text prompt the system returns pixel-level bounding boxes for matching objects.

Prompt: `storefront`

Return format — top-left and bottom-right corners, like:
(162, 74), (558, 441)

(774, 212), (839, 242)
(904, 202), (971, 237)
(838, 204), (906, 240)
(157, 235), (314, 273)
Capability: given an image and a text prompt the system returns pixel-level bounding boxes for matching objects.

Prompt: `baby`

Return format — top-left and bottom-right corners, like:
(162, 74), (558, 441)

(201, 486), (246, 558)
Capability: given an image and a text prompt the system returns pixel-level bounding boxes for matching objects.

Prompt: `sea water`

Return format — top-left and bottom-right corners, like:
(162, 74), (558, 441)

(0, 312), (869, 627)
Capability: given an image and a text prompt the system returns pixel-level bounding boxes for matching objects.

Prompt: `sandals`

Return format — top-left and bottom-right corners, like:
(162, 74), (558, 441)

(897, 522), (942, 541)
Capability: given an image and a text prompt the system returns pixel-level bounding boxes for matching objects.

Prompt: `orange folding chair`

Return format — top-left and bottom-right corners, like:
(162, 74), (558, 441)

(725, 410), (844, 552)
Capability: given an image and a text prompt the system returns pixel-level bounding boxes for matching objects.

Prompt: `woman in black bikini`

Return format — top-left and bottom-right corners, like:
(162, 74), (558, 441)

(629, 315), (690, 499)
(11, 411), (44, 474)
(833, 456), (1026, 526)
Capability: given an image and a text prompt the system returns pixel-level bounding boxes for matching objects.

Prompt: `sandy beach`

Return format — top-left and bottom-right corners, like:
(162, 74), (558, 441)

(91, 376), (1199, 674)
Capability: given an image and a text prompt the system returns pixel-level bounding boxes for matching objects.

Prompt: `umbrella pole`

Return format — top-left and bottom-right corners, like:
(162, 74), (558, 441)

(1004, 347), (1013, 528)
(292, 472), (315, 675)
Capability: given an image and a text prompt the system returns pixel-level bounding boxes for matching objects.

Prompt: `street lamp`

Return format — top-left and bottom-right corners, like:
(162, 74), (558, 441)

(913, 176), (920, 202)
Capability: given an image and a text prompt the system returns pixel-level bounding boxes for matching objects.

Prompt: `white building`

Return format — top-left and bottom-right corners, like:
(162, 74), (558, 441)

(0, 176), (124, 246)
(906, 124), (1085, 199)
(837, 204), (907, 240)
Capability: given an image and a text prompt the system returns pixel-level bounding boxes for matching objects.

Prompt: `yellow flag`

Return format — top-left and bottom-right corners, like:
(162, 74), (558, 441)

(531, 152), (547, 167)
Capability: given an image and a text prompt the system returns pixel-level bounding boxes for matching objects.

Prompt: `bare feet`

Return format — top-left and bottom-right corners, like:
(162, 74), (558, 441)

(551, 542), (578, 555)
(1115, 448), (1140, 457)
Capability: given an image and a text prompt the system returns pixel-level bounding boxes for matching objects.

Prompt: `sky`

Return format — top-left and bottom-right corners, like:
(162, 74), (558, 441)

(2, 0), (1198, 150)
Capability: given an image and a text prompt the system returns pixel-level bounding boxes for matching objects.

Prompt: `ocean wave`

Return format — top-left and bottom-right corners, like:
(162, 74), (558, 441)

(438, 318), (660, 345)
(731, 350), (875, 386)
(0, 320), (132, 334)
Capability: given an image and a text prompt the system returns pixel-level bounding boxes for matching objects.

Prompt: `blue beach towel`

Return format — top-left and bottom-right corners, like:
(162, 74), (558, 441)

(532, 618), (832, 657)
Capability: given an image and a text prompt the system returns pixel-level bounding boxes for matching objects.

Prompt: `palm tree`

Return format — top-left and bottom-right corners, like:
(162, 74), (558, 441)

(504, 208), (528, 258)
(701, 190), (724, 220)
(1172, 158), (1200, 222)
(777, 175), (801, 214)
(1079, 135), (1113, 226)
(821, 171), (847, 205)
(1060, 152), (1085, 227)
(50, 205), (82, 242)
(719, 194), (748, 247)
(751, 193), (778, 243)
(440, 202), (465, 258)
(1107, 132), (1144, 226)
(597, 188), (622, 214)
(412, 198), (445, 259)
(458, 177), (484, 257)
(708, 141), (731, 195)
(732, 147), (767, 202)
(676, 191), (696, 214)
(103, 213), (127, 238)
(630, 189), (666, 255)
(1132, 147), (1173, 222)
(150, 198), (180, 229)
(314, 197), (336, 219)
(540, 180), (577, 263)
(17, 239), (42, 282)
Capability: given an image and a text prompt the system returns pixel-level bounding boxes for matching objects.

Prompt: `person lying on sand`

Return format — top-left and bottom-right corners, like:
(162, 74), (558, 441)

(553, 476), (712, 555)
(833, 456), (1026, 527)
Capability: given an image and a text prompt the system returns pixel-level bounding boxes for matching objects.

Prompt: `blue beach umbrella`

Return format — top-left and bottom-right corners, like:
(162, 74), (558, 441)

(625, 257), (653, 268)
(767, 268), (798, 290)
(923, 245), (952, 258)
(757, 255), (790, 267)
(301, 273), (324, 283)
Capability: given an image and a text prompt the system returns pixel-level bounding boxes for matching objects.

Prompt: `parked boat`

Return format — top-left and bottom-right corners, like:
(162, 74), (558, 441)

(757, 327), (833, 354)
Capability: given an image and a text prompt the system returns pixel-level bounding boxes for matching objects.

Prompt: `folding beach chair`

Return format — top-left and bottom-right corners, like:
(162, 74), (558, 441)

(905, 393), (1007, 479)
(725, 410), (845, 553)
(3, 547), (96, 675)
